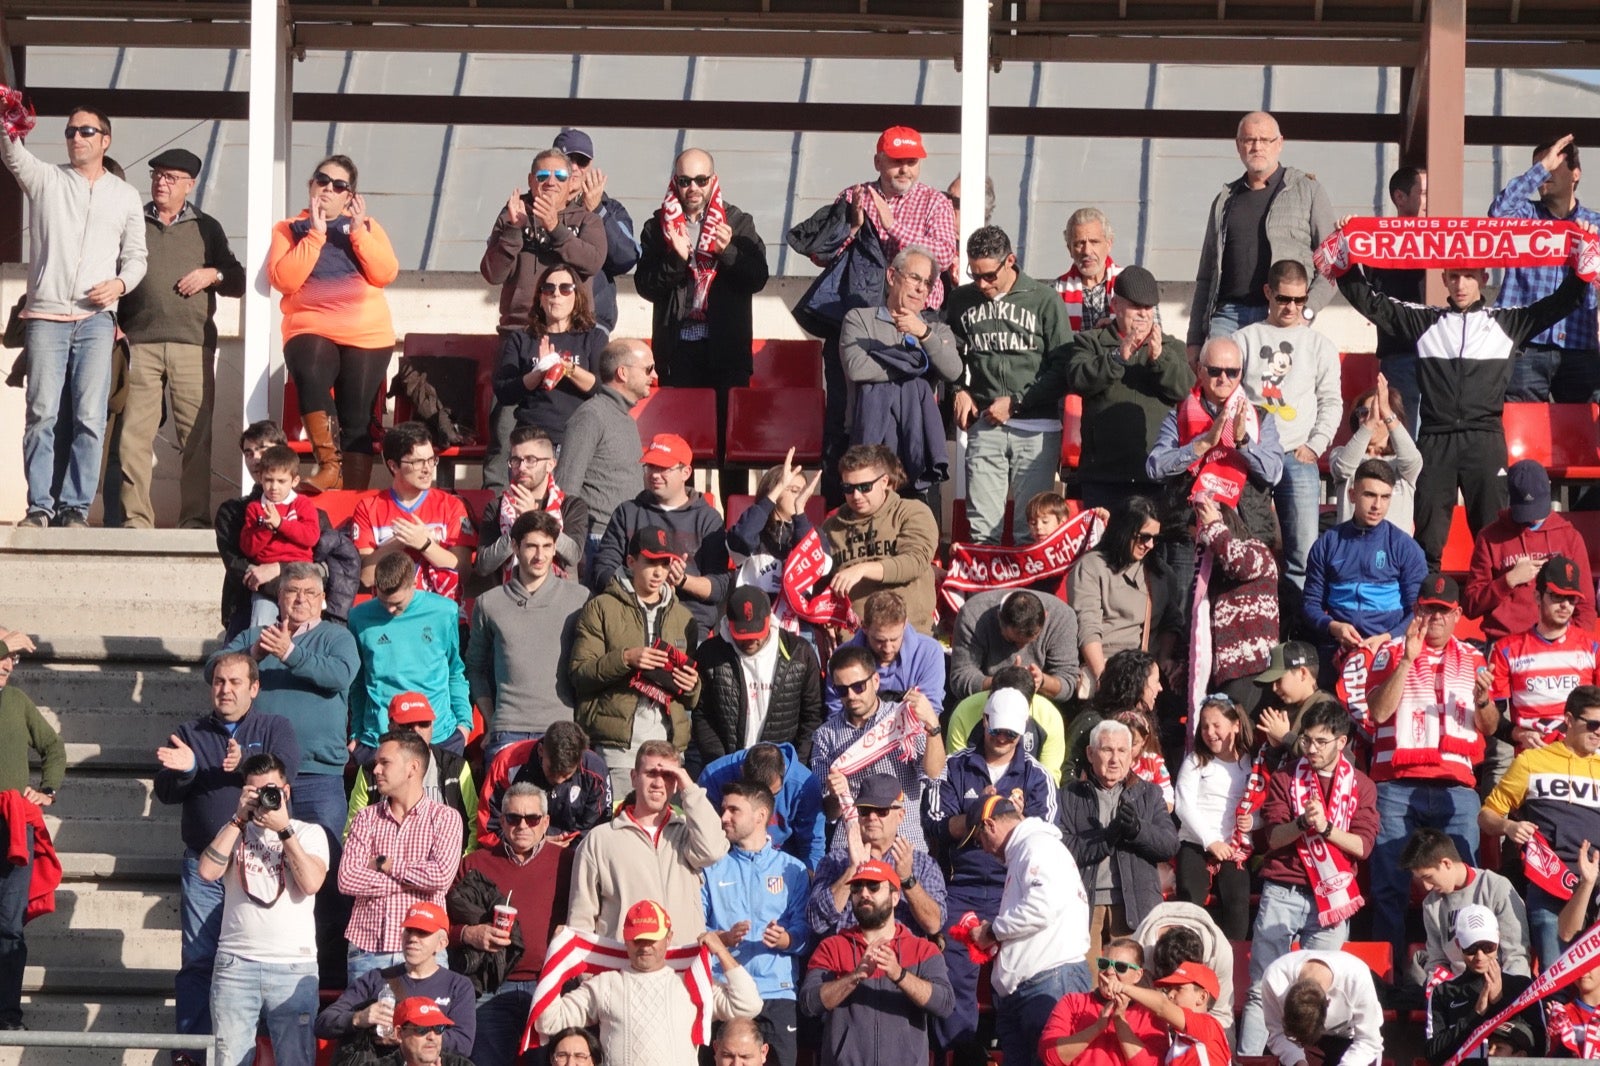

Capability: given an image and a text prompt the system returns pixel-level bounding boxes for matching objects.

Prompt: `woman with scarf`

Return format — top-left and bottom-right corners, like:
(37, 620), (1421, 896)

(267, 154), (399, 492)
(493, 263), (604, 448)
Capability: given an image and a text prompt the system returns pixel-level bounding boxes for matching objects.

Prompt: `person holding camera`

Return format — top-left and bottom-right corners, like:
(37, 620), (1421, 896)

(196, 752), (329, 1066)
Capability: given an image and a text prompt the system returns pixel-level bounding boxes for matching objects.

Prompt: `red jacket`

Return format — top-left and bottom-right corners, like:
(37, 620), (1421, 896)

(1463, 510), (1596, 643)
(0, 790), (61, 922)
(240, 495), (321, 564)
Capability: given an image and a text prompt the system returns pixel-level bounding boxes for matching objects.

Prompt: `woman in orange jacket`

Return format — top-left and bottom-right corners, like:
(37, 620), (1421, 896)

(268, 154), (399, 491)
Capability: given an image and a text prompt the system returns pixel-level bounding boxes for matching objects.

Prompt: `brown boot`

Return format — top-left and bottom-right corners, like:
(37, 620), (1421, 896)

(342, 451), (375, 491)
(300, 411), (342, 494)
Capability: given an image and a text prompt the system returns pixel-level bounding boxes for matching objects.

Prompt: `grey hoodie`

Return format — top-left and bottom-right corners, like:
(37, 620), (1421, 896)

(0, 137), (146, 316)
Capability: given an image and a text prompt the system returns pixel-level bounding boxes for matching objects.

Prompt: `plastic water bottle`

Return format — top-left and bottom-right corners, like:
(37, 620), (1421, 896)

(375, 985), (396, 1040)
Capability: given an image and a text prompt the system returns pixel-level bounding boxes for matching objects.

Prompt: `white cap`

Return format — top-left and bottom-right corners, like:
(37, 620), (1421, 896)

(984, 688), (1030, 736)
(1453, 903), (1499, 949)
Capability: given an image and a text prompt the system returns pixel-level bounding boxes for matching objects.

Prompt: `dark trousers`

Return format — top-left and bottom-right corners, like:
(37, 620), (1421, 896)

(820, 332), (847, 506)
(0, 824), (31, 1026)
(657, 338), (743, 445)
(1176, 841), (1252, 941)
(1414, 429), (1507, 569)
(283, 335), (390, 452)
(758, 997), (798, 1066)
(1507, 342), (1600, 404)
(934, 887), (1003, 1061)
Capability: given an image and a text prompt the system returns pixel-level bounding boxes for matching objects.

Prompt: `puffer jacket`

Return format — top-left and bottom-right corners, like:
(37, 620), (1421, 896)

(445, 864), (525, 994)
(1058, 773), (1179, 929)
(570, 575), (702, 751)
(692, 629), (824, 763)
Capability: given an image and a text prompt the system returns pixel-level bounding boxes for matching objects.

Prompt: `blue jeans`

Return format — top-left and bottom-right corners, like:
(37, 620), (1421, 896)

(1372, 781), (1479, 964)
(1208, 302), (1270, 340)
(211, 951), (319, 1066)
(1526, 882), (1567, 972)
(0, 825), (30, 1027)
(484, 731), (541, 762)
(23, 313), (116, 517)
(178, 849), (226, 1050)
(286, 773), (349, 985)
(1236, 881), (1350, 1054)
(965, 420), (1062, 545)
(1274, 451), (1323, 587)
(1379, 352), (1422, 436)
(474, 980), (539, 1066)
(994, 959), (1091, 1066)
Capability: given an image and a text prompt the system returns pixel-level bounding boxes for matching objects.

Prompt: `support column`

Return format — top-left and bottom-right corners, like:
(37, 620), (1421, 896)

(957, 0), (989, 269)
(242, 0), (291, 471)
(1404, 0), (1464, 303)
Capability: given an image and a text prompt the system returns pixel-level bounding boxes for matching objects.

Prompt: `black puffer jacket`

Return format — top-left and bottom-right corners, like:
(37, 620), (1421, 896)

(692, 629), (824, 764)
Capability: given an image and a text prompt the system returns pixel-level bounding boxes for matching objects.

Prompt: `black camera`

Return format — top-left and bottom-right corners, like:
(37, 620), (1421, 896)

(257, 784), (284, 812)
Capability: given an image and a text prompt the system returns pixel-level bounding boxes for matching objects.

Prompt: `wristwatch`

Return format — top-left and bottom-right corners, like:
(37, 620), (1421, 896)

(901, 875), (919, 892)
(278, 827), (294, 842)
(925, 723), (942, 737)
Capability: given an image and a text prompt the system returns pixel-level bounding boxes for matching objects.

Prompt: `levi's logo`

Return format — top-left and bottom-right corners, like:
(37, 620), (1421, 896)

(1528, 771), (1600, 808)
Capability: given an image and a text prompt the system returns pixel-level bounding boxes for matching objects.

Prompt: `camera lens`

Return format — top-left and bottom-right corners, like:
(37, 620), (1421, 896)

(257, 785), (283, 811)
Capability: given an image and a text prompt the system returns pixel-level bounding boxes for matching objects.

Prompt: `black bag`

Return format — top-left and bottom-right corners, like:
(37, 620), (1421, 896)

(329, 977), (407, 1066)
(389, 355), (476, 449)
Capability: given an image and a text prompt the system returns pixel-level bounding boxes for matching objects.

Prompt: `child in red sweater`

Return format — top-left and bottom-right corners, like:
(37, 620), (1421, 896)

(239, 445), (321, 625)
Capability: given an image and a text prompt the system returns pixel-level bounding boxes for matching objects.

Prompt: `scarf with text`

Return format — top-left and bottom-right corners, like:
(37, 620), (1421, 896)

(939, 508), (1104, 614)
(1290, 754), (1364, 927)
(1314, 216), (1600, 281)
(1526, 828), (1580, 901)
(1226, 749), (1271, 864)
(659, 174), (728, 320)
(1549, 999), (1600, 1059)
(520, 927), (715, 1052)
(780, 526), (857, 629)
(1443, 916), (1600, 1066)
(829, 699), (927, 823)
(1175, 388), (1258, 508)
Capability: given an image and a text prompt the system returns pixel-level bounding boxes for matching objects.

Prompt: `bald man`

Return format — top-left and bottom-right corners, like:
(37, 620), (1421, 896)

(1187, 111), (1337, 358)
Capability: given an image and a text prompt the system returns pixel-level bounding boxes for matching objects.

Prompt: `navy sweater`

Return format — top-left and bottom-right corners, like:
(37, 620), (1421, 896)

(213, 622), (360, 777)
(154, 710), (302, 853)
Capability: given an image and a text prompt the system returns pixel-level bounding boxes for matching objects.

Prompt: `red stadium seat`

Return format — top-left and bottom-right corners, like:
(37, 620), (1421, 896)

(724, 387), (825, 466)
(1341, 940), (1394, 983)
(1564, 509), (1600, 574)
(1439, 505), (1474, 575)
(724, 493), (828, 531)
(394, 333), (501, 459)
(750, 338), (824, 390)
(282, 377), (387, 456)
(308, 489), (368, 531)
(631, 387), (719, 464)
(1060, 393), (1083, 469)
(458, 488), (495, 529)
(1549, 404), (1600, 479)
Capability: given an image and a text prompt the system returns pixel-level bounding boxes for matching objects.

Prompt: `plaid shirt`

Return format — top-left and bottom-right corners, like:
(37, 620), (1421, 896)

(835, 181), (959, 309)
(808, 701), (930, 850)
(1488, 162), (1600, 351)
(339, 795), (463, 952)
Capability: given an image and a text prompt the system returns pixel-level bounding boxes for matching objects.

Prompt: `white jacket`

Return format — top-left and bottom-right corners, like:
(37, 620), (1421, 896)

(990, 817), (1090, 995)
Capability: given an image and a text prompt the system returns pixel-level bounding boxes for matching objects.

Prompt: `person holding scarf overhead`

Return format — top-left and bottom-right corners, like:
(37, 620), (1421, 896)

(636, 147), (769, 438)
(267, 154), (398, 493)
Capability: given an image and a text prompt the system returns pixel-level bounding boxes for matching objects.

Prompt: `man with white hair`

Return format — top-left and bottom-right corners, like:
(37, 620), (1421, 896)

(1058, 718), (1178, 961)
(1054, 207), (1124, 333)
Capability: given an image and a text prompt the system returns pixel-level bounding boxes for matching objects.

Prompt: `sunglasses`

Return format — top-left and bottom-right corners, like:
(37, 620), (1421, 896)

(1462, 942), (1498, 957)
(534, 169), (570, 183)
(836, 678), (873, 696)
(1134, 532), (1158, 546)
(989, 729), (1020, 742)
(540, 282), (576, 296)
(566, 154), (593, 167)
(840, 476), (883, 496)
(1204, 366), (1243, 380)
(849, 880), (887, 893)
(1272, 293), (1309, 305)
(968, 266), (1003, 283)
(502, 812), (546, 827)
(1097, 957), (1142, 974)
(857, 807), (897, 819)
(675, 174), (713, 189)
(312, 172), (352, 193)
(65, 125), (105, 139)
(1571, 717), (1600, 733)
(402, 1024), (451, 1036)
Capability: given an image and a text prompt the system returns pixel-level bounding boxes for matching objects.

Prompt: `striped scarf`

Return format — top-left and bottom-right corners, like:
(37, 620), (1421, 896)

(1550, 1000), (1600, 1059)
(1290, 755), (1364, 927)
(659, 175), (727, 320)
(1393, 640), (1482, 769)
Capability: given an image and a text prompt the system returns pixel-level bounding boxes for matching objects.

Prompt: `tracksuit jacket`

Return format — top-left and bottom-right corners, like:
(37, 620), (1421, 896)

(701, 839), (812, 998)
(926, 745), (1058, 897)
(348, 589), (473, 748)
(700, 743), (826, 870)
(1303, 519), (1429, 641)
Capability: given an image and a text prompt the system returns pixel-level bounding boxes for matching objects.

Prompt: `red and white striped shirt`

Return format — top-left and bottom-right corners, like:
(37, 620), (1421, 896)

(1490, 626), (1600, 746)
(338, 795), (464, 951)
(1054, 260), (1122, 333)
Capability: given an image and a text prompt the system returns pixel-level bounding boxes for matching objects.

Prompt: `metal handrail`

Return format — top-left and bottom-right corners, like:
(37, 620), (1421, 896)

(0, 1029), (219, 1059)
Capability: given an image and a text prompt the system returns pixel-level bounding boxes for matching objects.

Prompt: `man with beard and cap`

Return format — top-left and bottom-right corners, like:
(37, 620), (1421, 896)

(809, 774), (945, 938)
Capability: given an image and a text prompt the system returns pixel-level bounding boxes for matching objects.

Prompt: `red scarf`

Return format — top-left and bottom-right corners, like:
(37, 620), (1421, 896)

(0, 85), (34, 141)
(1444, 918), (1600, 1066)
(1289, 755), (1364, 926)
(940, 508), (1105, 613)
(1525, 829), (1580, 901)
(1315, 216), (1600, 281)
(659, 175), (728, 320)
(780, 526), (857, 629)
(1175, 389), (1257, 508)
(1392, 640), (1483, 769)
(1228, 749), (1271, 863)
(1550, 1000), (1600, 1059)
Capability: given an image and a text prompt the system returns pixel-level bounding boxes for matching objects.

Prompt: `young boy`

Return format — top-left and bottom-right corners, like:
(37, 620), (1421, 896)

(1024, 490), (1070, 543)
(215, 420), (292, 639)
(1398, 827), (1531, 980)
(1112, 961), (1232, 1066)
(238, 444), (322, 625)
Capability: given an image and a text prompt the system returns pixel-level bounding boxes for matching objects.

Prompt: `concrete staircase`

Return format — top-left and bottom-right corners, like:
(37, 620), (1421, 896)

(2, 528), (224, 1066)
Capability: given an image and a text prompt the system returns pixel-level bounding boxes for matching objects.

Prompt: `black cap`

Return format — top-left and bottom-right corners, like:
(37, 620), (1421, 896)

(552, 128), (595, 162)
(1254, 641), (1318, 683)
(1417, 573), (1461, 610)
(148, 148), (202, 178)
(1538, 554), (1585, 596)
(726, 586), (772, 640)
(854, 773), (905, 811)
(627, 526), (676, 561)
(1508, 459), (1552, 524)
(959, 793), (1020, 846)
(1113, 265), (1160, 308)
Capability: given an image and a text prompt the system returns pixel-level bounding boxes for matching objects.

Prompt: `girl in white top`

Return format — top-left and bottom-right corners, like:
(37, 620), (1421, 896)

(1328, 374), (1423, 534)
(1173, 694), (1254, 940)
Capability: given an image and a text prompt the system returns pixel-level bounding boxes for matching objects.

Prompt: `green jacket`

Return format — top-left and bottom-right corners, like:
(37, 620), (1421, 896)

(947, 270), (1074, 420)
(1055, 326), (1194, 485)
(571, 575), (701, 750)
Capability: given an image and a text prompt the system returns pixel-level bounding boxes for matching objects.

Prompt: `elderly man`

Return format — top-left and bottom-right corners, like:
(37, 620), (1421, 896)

(554, 127), (639, 333)
(1052, 264), (1194, 512)
(116, 146), (245, 528)
(3, 103), (147, 528)
(949, 589), (1079, 707)
(1054, 207), (1124, 333)
(1060, 718), (1178, 961)
(800, 859), (956, 1066)
(1187, 111), (1336, 357)
(555, 337), (652, 556)
(946, 225), (1074, 546)
(809, 774), (946, 938)
(536, 898), (762, 1066)
(839, 245), (963, 496)
(636, 147), (769, 433)
(448, 782), (573, 1066)
(379, 998), (473, 1066)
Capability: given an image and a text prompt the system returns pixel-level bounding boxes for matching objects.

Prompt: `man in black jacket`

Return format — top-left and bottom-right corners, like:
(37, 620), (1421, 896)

(636, 147), (769, 436)
(692, 587), (824, 766)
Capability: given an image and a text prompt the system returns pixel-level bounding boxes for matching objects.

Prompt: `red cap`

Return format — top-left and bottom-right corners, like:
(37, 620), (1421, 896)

(847, 858), (902, 891)
(1154, 961), (1221, 1001)
(623, 899), (673, 942)
(641, 433), (693, 468)
(876, 126), (927, 159)
(402, 901), (449, 935)
(388, 691), (435, 726)
(393, 997), (456, 1029)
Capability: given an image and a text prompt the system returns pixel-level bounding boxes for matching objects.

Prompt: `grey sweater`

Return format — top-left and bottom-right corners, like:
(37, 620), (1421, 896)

(1234, 320), (1343, 454)
(1419, 867), (1531, 979)
(466, 573), (590, 735)
(0, 136), (146, 317)
(948, 589), (1080, 707)
(555, 385), (643, 536)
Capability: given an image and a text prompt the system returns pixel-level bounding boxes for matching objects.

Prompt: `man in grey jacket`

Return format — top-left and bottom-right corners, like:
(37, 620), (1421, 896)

(3, 105), (148, 528)
(948, 589), (1079, 708)
(1186, 111), (1336, 359)
(554, 337), (651, 565)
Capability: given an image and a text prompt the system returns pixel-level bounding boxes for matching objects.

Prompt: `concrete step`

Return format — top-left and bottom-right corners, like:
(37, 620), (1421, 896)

(59, 853), (176, 881)
(44, 816), (178, 860)
(32, 881), (180, 934)
(24, 927), (178, 983)
(13, 662), (211, 771)
(2, 996), (174, 1066)
(35, 777), (171, 821)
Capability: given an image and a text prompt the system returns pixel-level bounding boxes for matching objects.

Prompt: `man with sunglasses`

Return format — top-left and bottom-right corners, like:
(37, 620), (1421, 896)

(1425, 905), (1543, 1066)
(1234, 259), (1342, 591)
(3, 105), (147, 528)
(554, 128), (639, 333)
(1484, 685), (1600, 970)
(946, 224), (1074, 546)
(384, 998), (472, 1066)
(808, 773), (945, 939)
